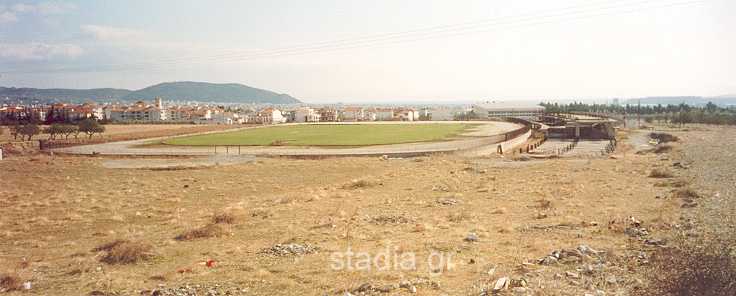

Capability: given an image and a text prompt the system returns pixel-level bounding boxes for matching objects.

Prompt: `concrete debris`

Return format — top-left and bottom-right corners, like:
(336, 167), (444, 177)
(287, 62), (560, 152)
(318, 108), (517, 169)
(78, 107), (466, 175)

(369, 215), (411, 225)
(492, 277), (509, 292)
(259, 243), (318, 257)
(624, 227), (650, 238)
(464, 232), (480, 242)
(143, 283), (248, 296)
(537, 245), (604, 265)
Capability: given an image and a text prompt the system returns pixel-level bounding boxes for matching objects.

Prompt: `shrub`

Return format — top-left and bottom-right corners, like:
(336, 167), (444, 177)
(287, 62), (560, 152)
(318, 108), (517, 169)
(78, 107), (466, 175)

(175, 224), (224, 241)
(650, 132), (679, 143)
(212, 212), (237, 224)
(0, 273), (22, 291)
(93, 239), (153, 264)
(654, 144), (673, 154)
(636, 238), (736, 295)
(649, 168), (674, 178)
(673, 188), (701, 200)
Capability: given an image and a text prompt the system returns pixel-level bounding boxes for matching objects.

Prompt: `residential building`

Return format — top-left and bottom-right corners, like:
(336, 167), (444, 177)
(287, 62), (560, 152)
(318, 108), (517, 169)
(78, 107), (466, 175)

(341, 107), (364, 121)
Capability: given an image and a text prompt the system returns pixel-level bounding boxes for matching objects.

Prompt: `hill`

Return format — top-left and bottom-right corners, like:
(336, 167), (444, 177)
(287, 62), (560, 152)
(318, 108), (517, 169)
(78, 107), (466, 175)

(624, 96), (736, 106)
(0, 81), (300, 104)
(0, 87), (131, 103)
(122, 81), (300, 104)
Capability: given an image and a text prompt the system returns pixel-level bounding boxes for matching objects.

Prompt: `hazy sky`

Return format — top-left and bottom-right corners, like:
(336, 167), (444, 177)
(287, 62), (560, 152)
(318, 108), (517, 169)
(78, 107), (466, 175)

(0, 0), (734, 102)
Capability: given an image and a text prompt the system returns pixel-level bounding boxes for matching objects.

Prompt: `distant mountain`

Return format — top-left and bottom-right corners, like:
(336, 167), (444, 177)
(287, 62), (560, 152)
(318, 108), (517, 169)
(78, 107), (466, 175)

(0, 81), (300, 104)
(122, 81), (300, 104)
(624, 96), (707, 106)
(0, 87), (131, 102)
(624, 96), (736, 106)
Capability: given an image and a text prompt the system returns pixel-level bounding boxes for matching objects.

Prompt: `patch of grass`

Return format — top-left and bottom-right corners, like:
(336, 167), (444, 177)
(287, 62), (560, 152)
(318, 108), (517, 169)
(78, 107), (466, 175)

(163, 123), (477, 146)
(93, 240), (152, 264)
(212, 212), (237, 224)
(649, 168), (674, 178)
(175, 224), (225, 241)
(0, 273), (22, 292)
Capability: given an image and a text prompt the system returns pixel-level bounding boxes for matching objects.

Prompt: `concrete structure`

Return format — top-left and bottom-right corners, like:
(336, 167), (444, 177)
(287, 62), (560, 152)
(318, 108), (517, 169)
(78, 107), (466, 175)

(472, 101), (545, 120)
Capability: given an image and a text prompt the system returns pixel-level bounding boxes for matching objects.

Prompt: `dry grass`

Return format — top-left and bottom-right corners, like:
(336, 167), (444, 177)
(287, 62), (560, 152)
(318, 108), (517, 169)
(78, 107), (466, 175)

(0, 273), (22, 292)
(212, 212), (237, 224)
(93, 240), (153, 264)
(175, 224), (225, 241)
(649, 168), (674, 178)
(636, 237), (736, 296)
(342, 179), (374, 189)
(0, 139), (683, 294)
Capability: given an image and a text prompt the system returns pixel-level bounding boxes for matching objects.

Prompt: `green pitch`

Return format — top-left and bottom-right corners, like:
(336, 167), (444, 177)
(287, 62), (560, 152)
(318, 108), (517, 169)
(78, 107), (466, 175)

(163, 123), (476, 146)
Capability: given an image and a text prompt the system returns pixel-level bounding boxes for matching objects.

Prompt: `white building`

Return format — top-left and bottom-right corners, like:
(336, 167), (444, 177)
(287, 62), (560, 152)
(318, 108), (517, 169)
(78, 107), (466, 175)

(472, 101), (545, 120)
(294, 107), (320, 123)
(374, 108), (395, 121)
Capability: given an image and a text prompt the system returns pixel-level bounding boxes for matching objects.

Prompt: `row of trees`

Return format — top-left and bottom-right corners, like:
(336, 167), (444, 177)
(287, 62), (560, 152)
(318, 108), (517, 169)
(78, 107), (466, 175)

(7, 119), (106, 141)
(541, 101), (736, 126)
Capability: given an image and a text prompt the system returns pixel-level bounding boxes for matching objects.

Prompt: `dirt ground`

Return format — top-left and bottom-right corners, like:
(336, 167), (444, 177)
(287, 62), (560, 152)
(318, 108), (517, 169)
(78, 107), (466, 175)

(0, 128), (697, 295)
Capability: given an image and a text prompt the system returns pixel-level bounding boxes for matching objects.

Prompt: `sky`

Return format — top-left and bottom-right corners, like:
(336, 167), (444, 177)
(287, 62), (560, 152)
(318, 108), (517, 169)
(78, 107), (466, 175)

(0, 0), (734, 103)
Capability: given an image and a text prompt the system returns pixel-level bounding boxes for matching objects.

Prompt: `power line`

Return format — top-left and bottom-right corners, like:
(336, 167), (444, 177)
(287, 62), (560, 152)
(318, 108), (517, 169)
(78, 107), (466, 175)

(1, 0), (706, 75)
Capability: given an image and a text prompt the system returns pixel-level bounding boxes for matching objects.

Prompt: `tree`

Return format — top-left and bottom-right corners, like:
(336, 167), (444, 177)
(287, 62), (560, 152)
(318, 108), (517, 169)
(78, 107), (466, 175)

(60, 125), (79, 139)
(43, 124), (64, 140)
(18, 123), (40, 141)
(78, 119), (105, 139)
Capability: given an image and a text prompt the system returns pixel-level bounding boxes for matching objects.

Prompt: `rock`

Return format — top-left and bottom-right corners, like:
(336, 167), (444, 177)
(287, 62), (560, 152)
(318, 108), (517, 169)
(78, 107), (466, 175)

(436, 198), (459, 206)
(399, 280), (416, 293)
(493, 277), (509, 292)
(565, 271), (580, 279)
(644, 238), (667, 246)
(577, 245), (601, 255)
(605, 276), (617, 285)
(538, 256), (558, 265)
(490, 207), (507, 214)
(464, 232), (479, 242)
(375, 285), (395, 293)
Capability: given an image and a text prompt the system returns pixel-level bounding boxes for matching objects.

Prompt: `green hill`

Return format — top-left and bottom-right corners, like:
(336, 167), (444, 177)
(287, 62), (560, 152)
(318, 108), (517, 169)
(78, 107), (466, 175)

(0, 87), (131, 102)
(0, 81), (300, 104)
(122, 81), (300, 104)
